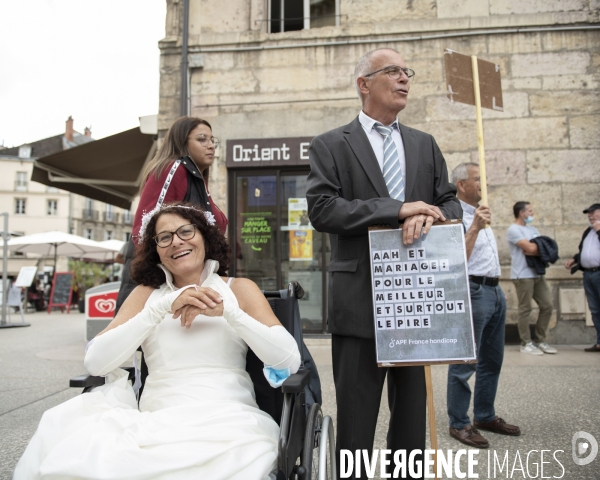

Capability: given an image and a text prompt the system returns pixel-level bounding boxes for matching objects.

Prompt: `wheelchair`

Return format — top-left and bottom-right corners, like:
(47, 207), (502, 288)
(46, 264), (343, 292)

(70, 281), (336, 480)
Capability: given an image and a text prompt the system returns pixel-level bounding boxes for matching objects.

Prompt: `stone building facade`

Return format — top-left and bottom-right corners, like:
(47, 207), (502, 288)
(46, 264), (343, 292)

(157, 0), (599, 338)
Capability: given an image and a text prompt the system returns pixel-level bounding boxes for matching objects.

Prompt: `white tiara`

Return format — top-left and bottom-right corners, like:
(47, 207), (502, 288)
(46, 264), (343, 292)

(137, 205), (216, 244)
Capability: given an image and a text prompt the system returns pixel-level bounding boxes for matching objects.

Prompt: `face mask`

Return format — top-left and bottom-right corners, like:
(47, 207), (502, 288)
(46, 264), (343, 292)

(524, 215), (534, 224)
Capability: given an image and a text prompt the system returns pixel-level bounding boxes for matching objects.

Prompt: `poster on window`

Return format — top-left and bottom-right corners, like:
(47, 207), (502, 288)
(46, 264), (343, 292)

(289, 230), (313, 261)
(368, 224), (476, 366)
(288, 198), (310, 227)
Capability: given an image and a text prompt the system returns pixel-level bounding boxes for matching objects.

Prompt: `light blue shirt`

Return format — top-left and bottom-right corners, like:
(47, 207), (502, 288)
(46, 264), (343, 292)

(358, 111), (406, 179)
(507, 224), (541, 279)
(460, 200), (501, 278)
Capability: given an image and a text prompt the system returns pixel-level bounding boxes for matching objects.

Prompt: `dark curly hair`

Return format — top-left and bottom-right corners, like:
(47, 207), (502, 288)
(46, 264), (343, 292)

(130, 202), (230, 288)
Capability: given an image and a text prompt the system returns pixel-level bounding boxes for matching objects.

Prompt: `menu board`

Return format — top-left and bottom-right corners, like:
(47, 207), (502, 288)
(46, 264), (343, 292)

(48, 272), (74, 313)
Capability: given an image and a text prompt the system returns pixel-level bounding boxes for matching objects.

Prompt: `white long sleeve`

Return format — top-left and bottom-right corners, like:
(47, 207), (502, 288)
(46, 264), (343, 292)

(84, 286), (195, 376)
(222, 301), (301, 373)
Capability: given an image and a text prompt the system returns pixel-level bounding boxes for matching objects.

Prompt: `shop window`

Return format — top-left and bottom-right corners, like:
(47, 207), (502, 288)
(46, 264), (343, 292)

(269, 0), (339, 33)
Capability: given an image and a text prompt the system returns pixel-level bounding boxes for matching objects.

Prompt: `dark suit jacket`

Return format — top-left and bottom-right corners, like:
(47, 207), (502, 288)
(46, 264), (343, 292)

(306, 116), (462, 339)
(527, 236), (559, 275)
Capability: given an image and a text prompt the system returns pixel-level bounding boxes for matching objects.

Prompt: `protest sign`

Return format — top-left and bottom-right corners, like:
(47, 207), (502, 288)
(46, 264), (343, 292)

(369, 224), (476, 366)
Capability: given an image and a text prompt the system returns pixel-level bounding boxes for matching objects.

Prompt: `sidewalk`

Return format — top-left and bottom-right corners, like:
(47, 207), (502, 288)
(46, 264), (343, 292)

(1, 311), (599, 479)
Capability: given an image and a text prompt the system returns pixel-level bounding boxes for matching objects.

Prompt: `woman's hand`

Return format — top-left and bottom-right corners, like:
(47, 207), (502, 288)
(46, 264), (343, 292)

(174, 302), (225, 328)
(171, 287), (222, 314)
(171, 287), (223, 328)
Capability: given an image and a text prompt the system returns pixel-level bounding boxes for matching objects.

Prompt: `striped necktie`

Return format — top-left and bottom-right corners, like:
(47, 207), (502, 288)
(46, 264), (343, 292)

(373, 123), (405, 201)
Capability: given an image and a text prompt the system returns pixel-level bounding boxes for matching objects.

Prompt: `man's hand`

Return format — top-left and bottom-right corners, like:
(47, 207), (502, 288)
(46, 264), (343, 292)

(402, 214), (436, 245)
(398, 202), (446, 245)
(565, 258), (576, 269)
(398, 201), (445, 222)
(471, 206), (491, 231)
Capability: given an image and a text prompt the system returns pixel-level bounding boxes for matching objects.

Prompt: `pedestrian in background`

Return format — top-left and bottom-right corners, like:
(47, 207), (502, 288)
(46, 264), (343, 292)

(447, 163), (520, 449)
(115, 116), (228, 313)
(565, 203), (600, 352)
(507, 202), (557, 355)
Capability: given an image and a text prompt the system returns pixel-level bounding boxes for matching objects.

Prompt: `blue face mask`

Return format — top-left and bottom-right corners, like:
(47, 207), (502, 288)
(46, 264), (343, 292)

(524, 215), (534, 224)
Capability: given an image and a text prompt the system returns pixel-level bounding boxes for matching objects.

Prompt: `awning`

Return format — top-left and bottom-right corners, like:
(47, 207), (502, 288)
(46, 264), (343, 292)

(31, 127), (156, 209)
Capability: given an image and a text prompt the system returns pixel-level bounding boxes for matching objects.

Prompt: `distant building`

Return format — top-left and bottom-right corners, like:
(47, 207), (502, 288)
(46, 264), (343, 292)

(157, 0), (599, 340)
(0, 117), (133, 274)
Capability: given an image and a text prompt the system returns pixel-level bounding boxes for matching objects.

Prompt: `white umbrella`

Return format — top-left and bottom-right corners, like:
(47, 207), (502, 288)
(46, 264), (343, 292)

(7, 231), (116, 271)
(82, 239), (125, 262)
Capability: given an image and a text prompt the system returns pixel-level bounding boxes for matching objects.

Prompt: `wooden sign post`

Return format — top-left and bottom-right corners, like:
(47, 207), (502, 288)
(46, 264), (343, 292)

(444, 49), (504, 206)
(369, 223), (476, 479)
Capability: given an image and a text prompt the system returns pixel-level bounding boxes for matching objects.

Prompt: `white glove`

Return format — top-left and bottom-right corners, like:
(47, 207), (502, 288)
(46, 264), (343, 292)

(222, 302), (301, 374)
(84, 286), (196, 377)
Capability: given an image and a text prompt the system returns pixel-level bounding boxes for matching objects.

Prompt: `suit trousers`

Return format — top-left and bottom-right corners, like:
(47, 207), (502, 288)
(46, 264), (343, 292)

(332, 334), (426, 480)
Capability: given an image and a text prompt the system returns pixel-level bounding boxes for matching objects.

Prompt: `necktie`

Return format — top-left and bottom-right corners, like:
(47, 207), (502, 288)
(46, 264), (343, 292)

(374, 123), (405, 201)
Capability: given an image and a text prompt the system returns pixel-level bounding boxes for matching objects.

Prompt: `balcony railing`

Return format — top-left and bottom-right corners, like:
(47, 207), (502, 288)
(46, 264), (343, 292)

(103, 211), (119, 223)
(82, 209), (99, 221)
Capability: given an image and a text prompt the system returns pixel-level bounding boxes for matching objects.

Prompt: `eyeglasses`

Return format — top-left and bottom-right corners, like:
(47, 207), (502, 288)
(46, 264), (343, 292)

(196, 134), (221, 149)
(153, 224), (197, 248)
(363, 65), (415, 81)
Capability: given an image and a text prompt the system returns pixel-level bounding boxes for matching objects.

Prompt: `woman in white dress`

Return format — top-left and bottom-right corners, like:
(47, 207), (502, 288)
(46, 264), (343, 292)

(14, 202), (301, 480)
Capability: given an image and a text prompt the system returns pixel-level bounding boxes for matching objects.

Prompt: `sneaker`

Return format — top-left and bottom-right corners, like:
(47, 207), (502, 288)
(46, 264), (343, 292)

(520, 342), (543, 355)
(536, 342), (557, 354)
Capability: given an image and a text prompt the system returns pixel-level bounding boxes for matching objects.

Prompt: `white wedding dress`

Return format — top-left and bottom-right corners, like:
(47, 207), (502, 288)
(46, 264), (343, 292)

(14, 270), (280, 480)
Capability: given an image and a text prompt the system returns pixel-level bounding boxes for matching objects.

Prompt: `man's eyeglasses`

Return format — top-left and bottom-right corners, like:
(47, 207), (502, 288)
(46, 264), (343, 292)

(153, 224), (198, 248)
(363, 66), (415, 81)
(196, 135), (221, 149)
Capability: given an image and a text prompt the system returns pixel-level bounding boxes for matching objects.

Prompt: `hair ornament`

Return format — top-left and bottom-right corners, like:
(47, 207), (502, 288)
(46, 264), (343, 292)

(137, 205), (216, 244)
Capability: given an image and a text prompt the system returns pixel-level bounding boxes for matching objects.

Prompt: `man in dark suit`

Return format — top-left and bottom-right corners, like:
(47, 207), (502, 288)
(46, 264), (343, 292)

(306, 48), (461, 479)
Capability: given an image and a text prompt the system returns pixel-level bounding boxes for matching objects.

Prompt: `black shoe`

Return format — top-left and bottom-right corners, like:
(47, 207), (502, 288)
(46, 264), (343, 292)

(584, 344), (600, 352)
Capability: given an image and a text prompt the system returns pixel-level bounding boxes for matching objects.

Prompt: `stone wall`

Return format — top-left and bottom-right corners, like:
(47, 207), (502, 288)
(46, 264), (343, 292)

(158, 0), (600, 340)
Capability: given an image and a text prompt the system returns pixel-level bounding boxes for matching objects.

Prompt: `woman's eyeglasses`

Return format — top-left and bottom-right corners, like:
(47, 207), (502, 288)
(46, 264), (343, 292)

(196, 135), (221, 149)
(153, 224), (198, 248)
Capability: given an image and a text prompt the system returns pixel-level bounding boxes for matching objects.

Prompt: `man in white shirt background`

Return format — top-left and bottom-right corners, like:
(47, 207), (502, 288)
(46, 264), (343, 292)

(447, 163), (520, 449)
(565, 203), (600, 352)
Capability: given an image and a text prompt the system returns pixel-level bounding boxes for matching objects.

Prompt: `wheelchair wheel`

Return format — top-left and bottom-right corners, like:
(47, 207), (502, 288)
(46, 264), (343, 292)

(302, 403), (323, 479)
(301, 404), (335, 480)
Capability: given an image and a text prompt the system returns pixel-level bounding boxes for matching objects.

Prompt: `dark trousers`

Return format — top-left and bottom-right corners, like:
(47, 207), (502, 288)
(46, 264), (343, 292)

(332, 334), (426, 480)
(583, 270), (600, 345)
(447, 281), (506, 429)
(115, 239), (137, 315)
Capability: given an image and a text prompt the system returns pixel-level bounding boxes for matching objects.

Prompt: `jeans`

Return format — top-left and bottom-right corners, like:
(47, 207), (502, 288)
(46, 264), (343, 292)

(447, 281), (506, 429)
(583, 270), (600, 345)
(513, 276), (553, 345)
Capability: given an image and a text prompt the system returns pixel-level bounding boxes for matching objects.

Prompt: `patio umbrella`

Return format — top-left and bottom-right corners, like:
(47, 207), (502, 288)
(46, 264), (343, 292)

(7, 231), (116, 272)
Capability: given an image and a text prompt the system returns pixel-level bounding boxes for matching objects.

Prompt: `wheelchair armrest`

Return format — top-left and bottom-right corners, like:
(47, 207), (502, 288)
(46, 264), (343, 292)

(281, 369), (310, 394)
(69, 368), (136, 388)
(69, 374), (105, 388)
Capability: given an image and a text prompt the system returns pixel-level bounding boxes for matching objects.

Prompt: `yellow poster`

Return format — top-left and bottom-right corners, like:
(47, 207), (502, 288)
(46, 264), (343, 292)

(289, 230), (313, 261)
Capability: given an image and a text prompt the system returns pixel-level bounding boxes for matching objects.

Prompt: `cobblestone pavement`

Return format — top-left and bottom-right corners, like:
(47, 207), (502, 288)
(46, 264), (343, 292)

(1, 311), (599, 479)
